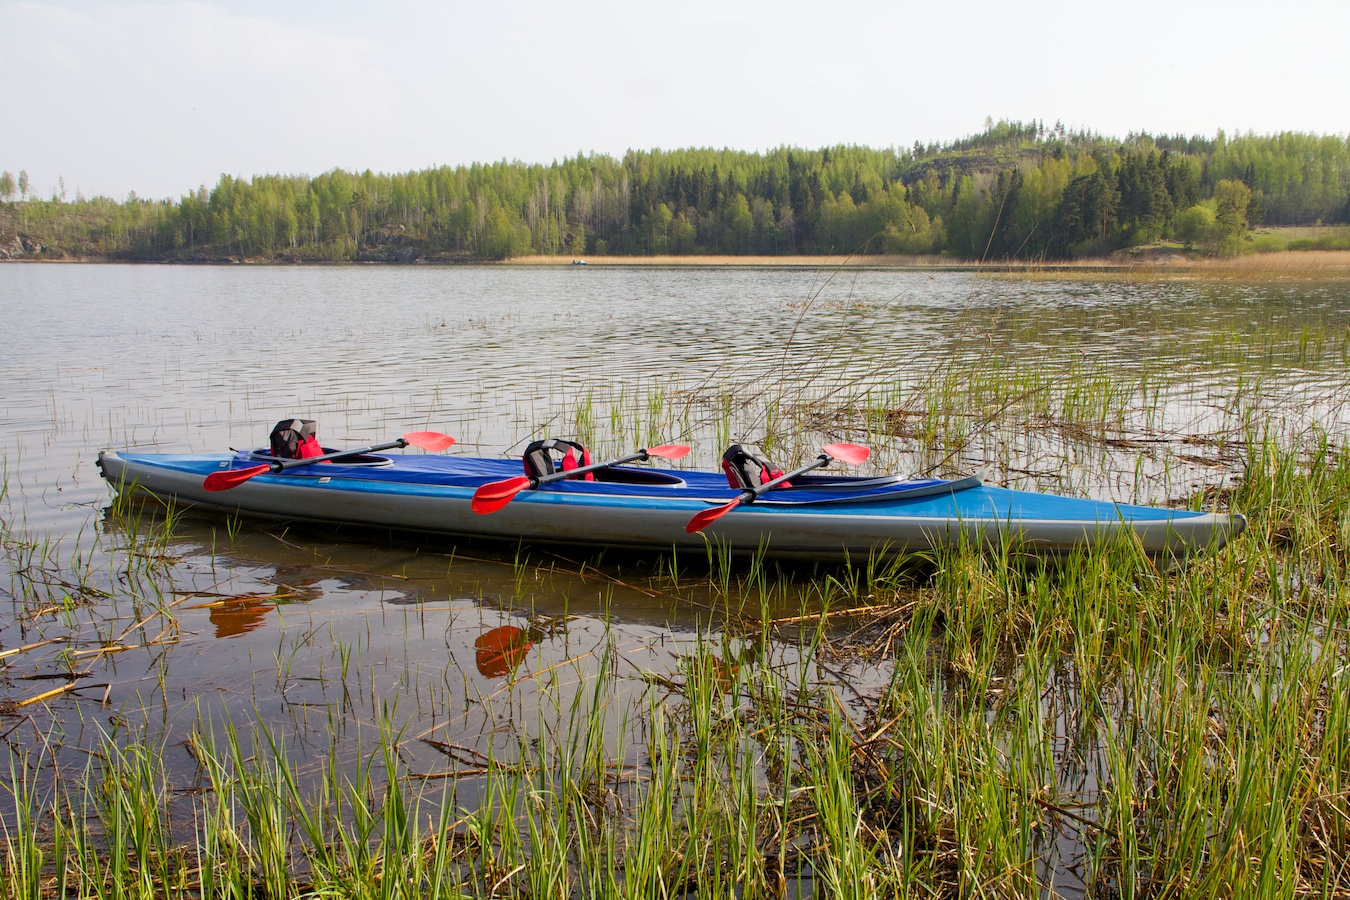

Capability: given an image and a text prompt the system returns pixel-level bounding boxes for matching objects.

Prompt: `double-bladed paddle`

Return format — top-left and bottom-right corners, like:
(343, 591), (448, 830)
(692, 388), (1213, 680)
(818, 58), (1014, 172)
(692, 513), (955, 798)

(471, 444), (691, 514)
(202, 431), (456, 492)
(685, 442), (870, 534)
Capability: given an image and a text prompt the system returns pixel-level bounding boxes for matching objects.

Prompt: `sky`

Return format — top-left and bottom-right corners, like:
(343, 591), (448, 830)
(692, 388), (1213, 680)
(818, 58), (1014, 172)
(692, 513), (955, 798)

(2, 0), (1348, 201)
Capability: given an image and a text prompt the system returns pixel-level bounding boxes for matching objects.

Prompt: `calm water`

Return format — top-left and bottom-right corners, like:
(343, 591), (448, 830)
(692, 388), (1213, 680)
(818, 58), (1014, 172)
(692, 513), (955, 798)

(3, 263), (1350, 894)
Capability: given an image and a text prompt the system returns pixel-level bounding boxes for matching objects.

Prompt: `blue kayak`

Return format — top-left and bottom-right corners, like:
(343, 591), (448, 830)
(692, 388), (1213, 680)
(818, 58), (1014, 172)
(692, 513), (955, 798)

(96, 448), (1245, 560)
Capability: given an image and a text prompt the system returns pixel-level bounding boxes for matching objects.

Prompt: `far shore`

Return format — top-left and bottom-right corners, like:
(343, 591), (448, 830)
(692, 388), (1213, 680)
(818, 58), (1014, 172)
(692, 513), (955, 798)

(508, 254), (951, 267)
(507, 251), (1350, 279)
(4, 250), (1349, 279)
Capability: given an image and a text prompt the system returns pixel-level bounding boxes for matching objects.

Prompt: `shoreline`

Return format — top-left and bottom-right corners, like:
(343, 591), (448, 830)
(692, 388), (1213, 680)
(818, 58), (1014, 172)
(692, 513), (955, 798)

(4, 250), (1349, 279)
(507, 250), (1350, 274)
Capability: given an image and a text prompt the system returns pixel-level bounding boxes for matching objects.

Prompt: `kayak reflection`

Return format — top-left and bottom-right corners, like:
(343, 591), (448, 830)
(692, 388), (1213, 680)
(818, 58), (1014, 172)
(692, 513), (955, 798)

(473, 625), (535, 678)
(207, 594), (276, 638)
(191, 579), (322, 639)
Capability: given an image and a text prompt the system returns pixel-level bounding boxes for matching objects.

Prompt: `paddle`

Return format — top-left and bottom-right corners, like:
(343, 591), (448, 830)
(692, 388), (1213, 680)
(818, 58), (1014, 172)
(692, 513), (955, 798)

(202, 431), (455, 492)
(685, 442), (870, 534)
(471, 444), (691, 514)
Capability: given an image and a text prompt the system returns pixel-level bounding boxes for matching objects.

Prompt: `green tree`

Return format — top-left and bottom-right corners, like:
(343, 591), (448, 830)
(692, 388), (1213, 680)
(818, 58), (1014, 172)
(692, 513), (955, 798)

(282, 206), (299, 249)
(649, 201), (673, 253)
(670, 213), (696, 253)
(1117, 150), (1173, 243)
(1174, 204), (1215, 250)
(1164, 153), (1201, 212)
(1050, 172), (1120, 257)
(724, 193), (753, 252)
(0, 171), (13, 201)
(1212, 179), (1252, 256)
(18, 170), (29, 200)
(985, 168), (1032, 259)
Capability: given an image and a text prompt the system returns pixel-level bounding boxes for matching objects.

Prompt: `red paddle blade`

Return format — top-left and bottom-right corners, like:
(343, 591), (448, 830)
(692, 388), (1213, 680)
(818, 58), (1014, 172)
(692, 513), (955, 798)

(471, 476), (532, 514)
(823, 442), (870, 466)
(203, 464), (271, 492)
(646, 444), (691, 459)
(405, 431), (455, 452)
(685, 499), (742, 534)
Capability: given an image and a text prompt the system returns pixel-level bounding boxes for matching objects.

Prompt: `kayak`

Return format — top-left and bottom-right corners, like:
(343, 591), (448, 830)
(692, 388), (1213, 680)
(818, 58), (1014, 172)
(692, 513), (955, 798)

(96, 445), (1246, 560)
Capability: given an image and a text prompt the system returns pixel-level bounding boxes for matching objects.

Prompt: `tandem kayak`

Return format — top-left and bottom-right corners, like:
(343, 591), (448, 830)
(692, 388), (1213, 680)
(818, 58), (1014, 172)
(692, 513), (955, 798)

(96, 442), (1246, 560)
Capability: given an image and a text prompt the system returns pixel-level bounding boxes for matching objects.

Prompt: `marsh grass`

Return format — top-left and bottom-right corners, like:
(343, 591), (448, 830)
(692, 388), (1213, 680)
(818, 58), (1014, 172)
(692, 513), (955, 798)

(2, 452), (1348, 897)
(975, 251), (1350, 282)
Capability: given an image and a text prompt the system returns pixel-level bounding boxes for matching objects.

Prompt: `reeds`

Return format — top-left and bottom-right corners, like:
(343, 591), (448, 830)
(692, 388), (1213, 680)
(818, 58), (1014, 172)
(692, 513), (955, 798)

(2, 474), (1347, 896)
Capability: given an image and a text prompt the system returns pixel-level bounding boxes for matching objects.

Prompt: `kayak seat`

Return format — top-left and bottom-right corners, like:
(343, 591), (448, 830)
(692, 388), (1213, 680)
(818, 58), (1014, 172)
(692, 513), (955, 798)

(523, 438), (594, 481)
(271, 418), (323, 459)
(722, 444), (789, 489)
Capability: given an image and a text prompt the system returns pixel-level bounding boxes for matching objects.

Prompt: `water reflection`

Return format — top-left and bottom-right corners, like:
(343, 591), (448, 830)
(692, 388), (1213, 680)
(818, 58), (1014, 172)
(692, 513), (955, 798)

(204, 593), (277, 638)
(189, 575), (324, 638)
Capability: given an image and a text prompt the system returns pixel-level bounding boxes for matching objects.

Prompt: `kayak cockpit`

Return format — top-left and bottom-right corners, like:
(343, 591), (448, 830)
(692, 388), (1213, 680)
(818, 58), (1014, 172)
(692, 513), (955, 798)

(246, 449), (394, 468)
(590, 466), (686, 486)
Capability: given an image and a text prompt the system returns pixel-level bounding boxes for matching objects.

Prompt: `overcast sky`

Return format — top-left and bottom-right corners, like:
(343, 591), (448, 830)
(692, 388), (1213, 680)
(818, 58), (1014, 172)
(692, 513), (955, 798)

(2, 0), (1347, 201)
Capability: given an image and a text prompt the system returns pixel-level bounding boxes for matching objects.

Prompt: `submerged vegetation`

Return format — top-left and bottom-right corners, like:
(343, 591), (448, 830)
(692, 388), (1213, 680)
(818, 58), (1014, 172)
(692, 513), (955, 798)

(2, 121), (1349, 263)
(3, 304), (1350, 896)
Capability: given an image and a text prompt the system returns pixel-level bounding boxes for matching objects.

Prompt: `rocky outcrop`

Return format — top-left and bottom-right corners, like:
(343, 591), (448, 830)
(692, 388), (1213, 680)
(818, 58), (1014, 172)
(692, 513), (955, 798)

(354, 224), (427, 262)
(0, 230), (43, 259)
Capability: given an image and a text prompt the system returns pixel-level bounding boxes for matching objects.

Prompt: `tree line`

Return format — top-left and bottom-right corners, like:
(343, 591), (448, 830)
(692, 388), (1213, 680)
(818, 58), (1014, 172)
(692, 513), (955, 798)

(3, 122), (1348, 262)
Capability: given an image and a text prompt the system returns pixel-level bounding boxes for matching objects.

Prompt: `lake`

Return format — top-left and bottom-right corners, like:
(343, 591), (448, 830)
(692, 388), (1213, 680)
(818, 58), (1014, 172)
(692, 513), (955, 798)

(2, 263), (1349, 897)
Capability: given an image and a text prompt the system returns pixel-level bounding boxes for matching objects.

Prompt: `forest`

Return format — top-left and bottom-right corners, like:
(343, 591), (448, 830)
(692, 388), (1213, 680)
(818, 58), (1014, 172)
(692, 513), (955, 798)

(2, 121), (1349, 262)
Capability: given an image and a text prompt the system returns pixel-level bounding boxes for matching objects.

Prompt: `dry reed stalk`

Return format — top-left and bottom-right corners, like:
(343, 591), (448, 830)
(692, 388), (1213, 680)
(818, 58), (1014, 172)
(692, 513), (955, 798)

(769, 602), (907, 626)
(0, 638), (63, 660)
(181, 592), (295, 609)
(16, 682), (77, 706)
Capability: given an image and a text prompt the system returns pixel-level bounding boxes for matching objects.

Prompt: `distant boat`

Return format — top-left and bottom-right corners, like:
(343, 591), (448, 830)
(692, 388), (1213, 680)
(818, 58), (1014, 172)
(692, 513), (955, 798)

(571, 259), (587, 265)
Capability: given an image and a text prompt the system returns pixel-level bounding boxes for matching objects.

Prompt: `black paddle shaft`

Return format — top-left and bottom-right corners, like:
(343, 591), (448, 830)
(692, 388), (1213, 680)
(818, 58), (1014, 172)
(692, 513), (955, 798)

(736, 454), (832, 505)
(264, 438), (409, 473)
(528, 449), (653, 488)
